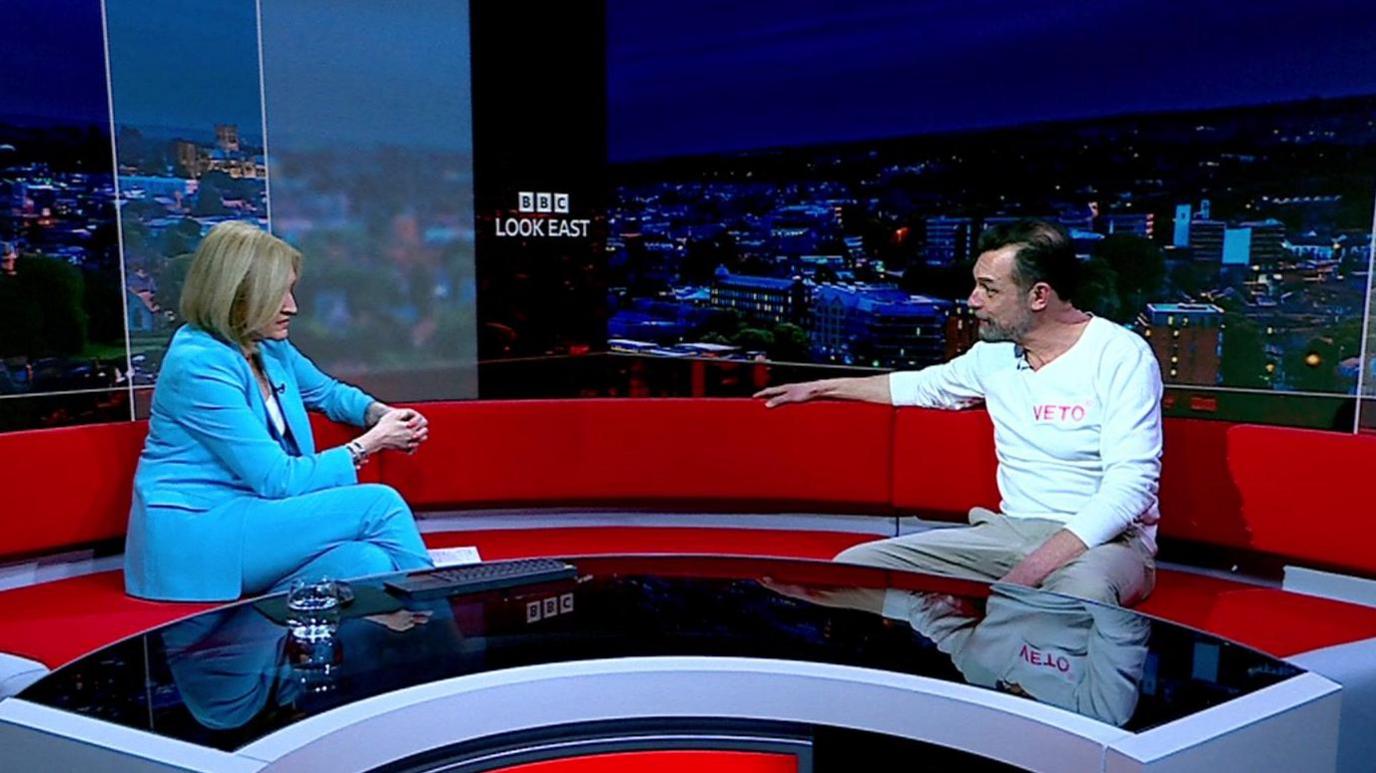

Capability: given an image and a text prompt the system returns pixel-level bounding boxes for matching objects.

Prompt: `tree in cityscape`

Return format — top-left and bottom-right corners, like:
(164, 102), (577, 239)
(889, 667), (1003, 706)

(1092, 234), (1165, 324)
(1167, 260), (1210, 299)
(0, 255), (87, 358)
(732, 326), (774, 352)
(1077, 255), (1122, 322)
(768, 322), (811, 362)
(160, 219), (204, 261)
(695, 309), (744, 341)
(1291, 334), (1344, 393)
(156, 253), (195, 323)
(1219, 313), (1270, 389)
(81, 268), (126, 346)
(1290, 319), (1364, 394)
(192, 178), (229, 217)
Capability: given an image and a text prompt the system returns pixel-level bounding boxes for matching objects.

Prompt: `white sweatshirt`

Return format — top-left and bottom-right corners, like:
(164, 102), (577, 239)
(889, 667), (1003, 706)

(889, 316), (1163, 550)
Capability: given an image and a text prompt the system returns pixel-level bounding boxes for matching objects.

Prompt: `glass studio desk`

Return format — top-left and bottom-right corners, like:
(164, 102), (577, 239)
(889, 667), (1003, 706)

(0, 556), (1340, 772)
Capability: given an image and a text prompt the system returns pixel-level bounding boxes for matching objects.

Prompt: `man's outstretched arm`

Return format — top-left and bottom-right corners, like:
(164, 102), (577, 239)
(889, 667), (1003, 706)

(756, 347), (989, 409)
(754, 375), (892, 407)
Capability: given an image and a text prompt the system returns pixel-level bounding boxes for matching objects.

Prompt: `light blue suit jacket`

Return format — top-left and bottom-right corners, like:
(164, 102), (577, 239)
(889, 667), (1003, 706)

(125, 326), (375, 601)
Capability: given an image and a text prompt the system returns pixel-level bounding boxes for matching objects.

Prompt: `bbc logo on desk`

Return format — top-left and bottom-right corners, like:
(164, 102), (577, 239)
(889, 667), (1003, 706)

(526, 592), (575, 623)
(517, 191), (570, 214)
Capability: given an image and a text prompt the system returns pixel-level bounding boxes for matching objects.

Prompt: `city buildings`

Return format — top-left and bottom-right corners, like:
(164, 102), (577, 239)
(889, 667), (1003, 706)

(1142, 303), (1224, 385)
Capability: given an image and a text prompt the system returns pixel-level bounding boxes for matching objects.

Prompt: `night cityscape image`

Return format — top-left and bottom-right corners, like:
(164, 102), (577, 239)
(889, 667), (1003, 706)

(605, 0), (1376, 426)
(0, 0), (127, 428)
(607, 96), (1375, 392)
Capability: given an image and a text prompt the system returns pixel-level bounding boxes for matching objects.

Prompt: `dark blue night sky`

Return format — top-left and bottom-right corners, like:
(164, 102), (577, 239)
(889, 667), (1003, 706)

(7, 0), (470, 150)
(103, 0), (263, 140)
(8, 1), (1375, 159)
(608, 0), (1376, 162)
(0, 0), (110, 125)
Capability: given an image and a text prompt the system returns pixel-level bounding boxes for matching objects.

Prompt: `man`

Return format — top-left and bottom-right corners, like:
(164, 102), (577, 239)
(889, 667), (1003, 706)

(755, 219), (1162, 606)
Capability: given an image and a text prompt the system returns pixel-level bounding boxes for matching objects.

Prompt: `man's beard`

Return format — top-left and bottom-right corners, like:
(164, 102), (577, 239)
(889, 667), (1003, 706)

(977, 313), (1032, 343)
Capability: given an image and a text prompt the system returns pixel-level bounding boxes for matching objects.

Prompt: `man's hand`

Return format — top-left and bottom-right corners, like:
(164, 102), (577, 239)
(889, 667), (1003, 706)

(753, 381), (826, 408)
(999, 529), (1088, 588)
(364, 609), (433, 632)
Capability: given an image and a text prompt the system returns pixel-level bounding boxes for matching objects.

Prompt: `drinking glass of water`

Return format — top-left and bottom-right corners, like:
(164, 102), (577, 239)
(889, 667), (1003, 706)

(285, 577), (342, 642)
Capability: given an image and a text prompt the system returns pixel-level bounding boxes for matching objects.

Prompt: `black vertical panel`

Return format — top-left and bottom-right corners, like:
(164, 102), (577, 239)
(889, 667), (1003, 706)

(471, 0), (608, 378)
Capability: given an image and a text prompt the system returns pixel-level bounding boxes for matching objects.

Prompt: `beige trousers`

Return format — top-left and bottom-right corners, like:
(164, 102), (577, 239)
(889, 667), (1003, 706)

(835, 507), (1156, 607)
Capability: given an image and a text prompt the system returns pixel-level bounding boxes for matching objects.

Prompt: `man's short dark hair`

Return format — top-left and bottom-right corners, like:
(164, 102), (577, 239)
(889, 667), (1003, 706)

(977, 219), (1079, 303)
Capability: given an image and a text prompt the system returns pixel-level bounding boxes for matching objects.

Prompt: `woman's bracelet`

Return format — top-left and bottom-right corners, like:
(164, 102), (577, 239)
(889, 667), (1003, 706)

(346, 439), (370, 468)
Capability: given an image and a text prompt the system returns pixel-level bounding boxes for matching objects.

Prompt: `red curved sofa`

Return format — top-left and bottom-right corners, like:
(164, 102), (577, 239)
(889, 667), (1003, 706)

(3, 398), (1376, 679)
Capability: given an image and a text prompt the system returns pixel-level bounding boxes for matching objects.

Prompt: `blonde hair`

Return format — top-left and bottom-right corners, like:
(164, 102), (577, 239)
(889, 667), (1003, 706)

(179, 221), (301, 353)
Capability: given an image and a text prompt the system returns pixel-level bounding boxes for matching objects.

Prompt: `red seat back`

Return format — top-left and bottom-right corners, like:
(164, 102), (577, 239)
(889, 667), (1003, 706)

(1226, 424), (1376, 576)
(382, 399), (895, 512)
(0, 421), (147, 560)
(890, 408), (1000, 521)
(1157, 418), (1251, 548)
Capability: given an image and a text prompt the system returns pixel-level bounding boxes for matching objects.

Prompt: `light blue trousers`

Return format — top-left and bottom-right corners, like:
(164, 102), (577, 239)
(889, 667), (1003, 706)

(239, 483), (433, 595)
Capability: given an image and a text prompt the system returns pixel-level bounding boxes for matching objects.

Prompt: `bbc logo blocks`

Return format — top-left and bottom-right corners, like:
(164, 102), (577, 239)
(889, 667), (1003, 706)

(518, 191), (569, 214)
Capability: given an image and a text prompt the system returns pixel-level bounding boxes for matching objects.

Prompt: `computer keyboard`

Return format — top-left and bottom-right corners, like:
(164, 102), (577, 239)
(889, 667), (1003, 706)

(384, 558), (577, 600)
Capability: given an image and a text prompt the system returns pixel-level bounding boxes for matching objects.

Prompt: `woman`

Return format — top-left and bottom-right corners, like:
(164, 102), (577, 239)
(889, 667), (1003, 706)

(125, 221), (434, 602)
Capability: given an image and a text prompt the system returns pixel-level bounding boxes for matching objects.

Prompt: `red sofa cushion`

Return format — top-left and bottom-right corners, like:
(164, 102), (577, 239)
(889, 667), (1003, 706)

(0, 572), (213, 668)
(384, 399), (895, 512)
(890, 408), (1000, 521)
(1139, 569), (1376, 657)
(0, 421), (147, 561)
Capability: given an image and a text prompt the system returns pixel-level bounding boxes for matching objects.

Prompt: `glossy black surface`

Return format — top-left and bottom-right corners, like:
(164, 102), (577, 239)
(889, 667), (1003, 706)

(19, 556), (1302, 751)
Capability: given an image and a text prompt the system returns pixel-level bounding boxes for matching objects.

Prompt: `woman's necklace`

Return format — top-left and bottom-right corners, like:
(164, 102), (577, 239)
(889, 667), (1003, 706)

(247, 354), (273, 401)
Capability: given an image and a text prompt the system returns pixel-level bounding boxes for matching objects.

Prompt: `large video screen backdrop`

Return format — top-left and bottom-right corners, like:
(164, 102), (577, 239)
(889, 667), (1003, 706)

(606, 0), (1376, 429)
(260, 0), (477, 401)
